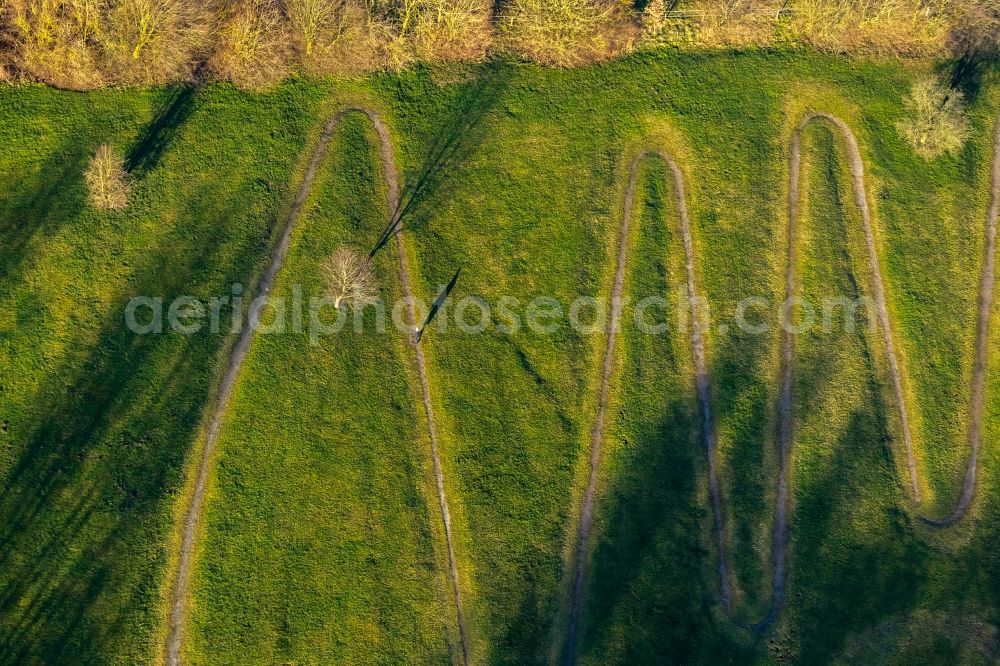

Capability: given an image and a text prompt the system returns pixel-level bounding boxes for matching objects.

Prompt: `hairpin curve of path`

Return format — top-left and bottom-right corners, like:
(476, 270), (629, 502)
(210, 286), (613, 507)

(562, 113), (1000, 663)
(164, 108), (469, 666)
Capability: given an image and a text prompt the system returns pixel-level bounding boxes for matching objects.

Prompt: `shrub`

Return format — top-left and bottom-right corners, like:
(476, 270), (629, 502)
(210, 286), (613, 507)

(85, 143), (131, 210)
(100, 0), (211, 85)
(947, 0), (1000, 61)
(500, 0), (635, 66)
(6, 0), (105, 89)
(789, 0), (948, 56)
(207, 0), (290, 89)
(897, 78), (971, 159)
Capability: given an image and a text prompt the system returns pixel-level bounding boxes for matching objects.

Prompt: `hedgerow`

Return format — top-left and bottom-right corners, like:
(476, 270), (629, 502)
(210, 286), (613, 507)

(0, 0), (996, 87)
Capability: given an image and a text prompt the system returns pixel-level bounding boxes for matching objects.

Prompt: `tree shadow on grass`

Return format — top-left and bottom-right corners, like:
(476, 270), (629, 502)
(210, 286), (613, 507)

(578, 400), (746, 665)
(381, 61), (512, 250)
(789, 406), (926, 665)
(549, 153), (770, 664)
(0, 86), (198, 292)
(769, 124), (928, 663)
(125, 85), (197, 176)
(573, 338), (927, 665)
(572, 291), (787, 664)
(564, 133), (932, 663)
(0, 138), (89, 289)
(0, 174), (274, 663)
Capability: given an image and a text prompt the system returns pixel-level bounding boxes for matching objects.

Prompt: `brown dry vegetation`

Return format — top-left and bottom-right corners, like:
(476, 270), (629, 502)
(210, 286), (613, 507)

(686, 0), (787, 48)
(787, 0), (948, 56)
(84, 143), (130, 209)
(500, 0), (634, 66)
(207, 0), (290, 89)
(0, 0), (997, 87)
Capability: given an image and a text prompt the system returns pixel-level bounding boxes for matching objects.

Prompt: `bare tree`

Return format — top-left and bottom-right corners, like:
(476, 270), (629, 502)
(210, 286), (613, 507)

(208, 0), (290, 89)
(85, 143), (131, 210)
(101, 0), (211, 84)
(321, 246), (379, 309)
(66, 0), (102, 41)
(947, 0), (1000, 61)
(411, 0), (492, 62)
(283, 0), (342, 58)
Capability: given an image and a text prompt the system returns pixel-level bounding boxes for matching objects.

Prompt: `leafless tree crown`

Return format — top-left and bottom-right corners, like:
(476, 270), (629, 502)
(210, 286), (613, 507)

(321, 246), (380, 309)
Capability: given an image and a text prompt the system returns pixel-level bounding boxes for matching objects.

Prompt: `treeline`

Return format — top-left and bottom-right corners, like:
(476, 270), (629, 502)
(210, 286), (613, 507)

(0, 0), (997, 89)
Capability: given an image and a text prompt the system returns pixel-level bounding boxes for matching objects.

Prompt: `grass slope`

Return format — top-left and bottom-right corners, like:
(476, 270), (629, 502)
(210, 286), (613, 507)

(375, 54), (1000, 662)
(1, 51), (1000, 665)
(0, 82), (330, 663)
(184, 113), (453, 664)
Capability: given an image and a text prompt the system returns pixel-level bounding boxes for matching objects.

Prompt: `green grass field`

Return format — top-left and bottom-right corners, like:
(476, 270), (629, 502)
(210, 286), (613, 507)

(2, 51), (1000, 664)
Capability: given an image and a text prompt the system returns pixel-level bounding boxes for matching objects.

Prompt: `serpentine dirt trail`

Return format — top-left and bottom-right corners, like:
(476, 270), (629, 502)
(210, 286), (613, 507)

(165, 108), (468, 666)
(563, 114), (999, 661)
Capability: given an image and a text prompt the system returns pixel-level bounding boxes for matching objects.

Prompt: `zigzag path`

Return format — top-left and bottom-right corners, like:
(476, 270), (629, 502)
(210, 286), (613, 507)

(562, 113), (1000, 662)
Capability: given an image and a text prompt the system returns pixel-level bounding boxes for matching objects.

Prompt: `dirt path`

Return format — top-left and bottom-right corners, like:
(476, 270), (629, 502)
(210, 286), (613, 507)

(364, 112), (471, 665)
(563, 151), (638, 665)
(563, 114), (999, 659)
(790, 113), (999, 532)
(563, 150), (716, 662)
(165, 108), (468, 666)
(922, 116), (1000, 526)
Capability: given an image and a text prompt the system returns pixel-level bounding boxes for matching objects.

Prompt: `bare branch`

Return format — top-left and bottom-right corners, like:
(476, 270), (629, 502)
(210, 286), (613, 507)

(85, 143), (131, 210)
(321, 246), (380, 310)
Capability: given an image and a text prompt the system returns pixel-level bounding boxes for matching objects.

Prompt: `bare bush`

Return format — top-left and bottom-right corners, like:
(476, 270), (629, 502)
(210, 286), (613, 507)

(639, 0), (669, 36)
(85, 143), (131, 210)
(897, 78), (971, 159)
(283, 0), (342, 64)
(100, 0), (211, 85)
(947, 0), (1000, 61)
(321, 246), (379, 309)
(692, 0), (784, 47)
(280, 0), (383, 73)
(409, 0), (492, 63)
(208, 0), (290, 89)
(789, 0), (948, 56)
(351, 0), (491, 69)
(284, 0), (338, 56)
(66, 0), (102, 40)
(6, 0), (105, 89)
(500, 0), (634, 66)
